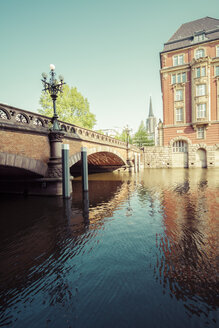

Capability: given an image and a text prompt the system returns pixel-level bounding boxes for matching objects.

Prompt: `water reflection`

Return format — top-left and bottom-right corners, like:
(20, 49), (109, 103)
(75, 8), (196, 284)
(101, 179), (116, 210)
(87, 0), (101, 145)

(0, 169), (218, 327)
(137, 169), (218, 322)
(0, 178), (136, 327)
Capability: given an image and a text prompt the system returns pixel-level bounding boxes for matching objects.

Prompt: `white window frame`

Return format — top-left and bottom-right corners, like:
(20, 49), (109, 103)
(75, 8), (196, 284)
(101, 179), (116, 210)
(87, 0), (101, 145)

(196, 66), (206, 78)
(194, 33), (206, 43)
(197, 103), (206, 118)
(173, 140), (188, 153)
(176, 108), (183, 122)
(201, 66), (206, 77)
(177, 73), (181, 83)
(172, 72), (186, 84)
(197, 126), (205, 139)
(196, 84), (206, 96)
(182, 72), (186, 82)
(172, 74), (176, 84)
(175, 89), (183, 101)
(173, 56), (178, 66)
(215, 66), (219, 77)
(216, 46), (219, 57)
(173, 54), (184, 66)
(195, 48), (205, 59)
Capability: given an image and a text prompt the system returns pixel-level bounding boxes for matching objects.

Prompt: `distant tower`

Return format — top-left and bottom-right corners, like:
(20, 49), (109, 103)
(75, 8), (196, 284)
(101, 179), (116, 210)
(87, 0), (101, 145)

(146, 97), (157, 142)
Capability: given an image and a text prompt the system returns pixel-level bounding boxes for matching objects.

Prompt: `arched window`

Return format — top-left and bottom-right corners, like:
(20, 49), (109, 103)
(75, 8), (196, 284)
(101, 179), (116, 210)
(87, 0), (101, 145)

(173, 140), (188, 153)
(195, 48), (205, 59)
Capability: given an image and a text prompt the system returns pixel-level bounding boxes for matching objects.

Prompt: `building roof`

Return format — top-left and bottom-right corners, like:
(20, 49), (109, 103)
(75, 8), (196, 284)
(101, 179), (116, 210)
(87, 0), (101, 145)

(162, 17), (219, 52)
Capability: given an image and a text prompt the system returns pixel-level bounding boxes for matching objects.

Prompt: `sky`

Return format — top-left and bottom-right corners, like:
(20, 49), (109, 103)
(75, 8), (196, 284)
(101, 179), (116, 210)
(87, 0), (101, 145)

(1, 0), (219, 133)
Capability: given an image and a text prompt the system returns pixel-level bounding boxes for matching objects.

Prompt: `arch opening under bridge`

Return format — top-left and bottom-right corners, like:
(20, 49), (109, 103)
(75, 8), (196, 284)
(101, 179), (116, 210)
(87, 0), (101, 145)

(69, 149), (127, 176)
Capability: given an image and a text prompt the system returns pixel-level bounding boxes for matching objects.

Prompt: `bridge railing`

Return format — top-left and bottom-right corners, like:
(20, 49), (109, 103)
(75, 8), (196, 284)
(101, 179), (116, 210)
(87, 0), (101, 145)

(0, 103), (140, 151)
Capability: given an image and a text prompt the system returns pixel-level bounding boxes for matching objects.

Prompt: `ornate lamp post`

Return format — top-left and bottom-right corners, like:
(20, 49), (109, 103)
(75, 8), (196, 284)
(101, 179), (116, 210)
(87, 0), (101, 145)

(124, 125), (132, 149)
(41, 64), (65, 131)
(123, 125), (132, 167)
(41, 64), (66, 180)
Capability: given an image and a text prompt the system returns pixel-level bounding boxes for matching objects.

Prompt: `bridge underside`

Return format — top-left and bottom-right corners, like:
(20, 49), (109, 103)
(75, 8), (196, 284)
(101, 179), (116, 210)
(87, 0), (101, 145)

(70, 151), (126, 176)
(0, 165), (43, 179)
(0, 165), (45, 195)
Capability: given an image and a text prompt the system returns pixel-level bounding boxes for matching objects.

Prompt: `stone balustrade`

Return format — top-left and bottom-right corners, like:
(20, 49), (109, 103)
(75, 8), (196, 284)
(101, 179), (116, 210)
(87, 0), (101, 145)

(0, 103), (140, 152)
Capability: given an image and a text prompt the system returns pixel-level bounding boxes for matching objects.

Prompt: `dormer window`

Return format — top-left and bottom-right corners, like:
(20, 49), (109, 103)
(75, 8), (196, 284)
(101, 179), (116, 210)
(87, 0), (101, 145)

(195, 48), (205, 59)
(173, 54), (184, 66)
(193, 31), (206, 43)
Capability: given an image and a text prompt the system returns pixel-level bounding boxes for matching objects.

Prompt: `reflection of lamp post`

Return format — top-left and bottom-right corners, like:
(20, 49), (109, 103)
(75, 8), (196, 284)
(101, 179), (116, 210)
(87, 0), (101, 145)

(41, 64), (65, 131)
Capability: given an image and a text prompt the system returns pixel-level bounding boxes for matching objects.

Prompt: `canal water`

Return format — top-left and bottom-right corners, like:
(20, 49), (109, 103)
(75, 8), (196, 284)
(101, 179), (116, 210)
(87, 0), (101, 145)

(0, 169), (218, 328)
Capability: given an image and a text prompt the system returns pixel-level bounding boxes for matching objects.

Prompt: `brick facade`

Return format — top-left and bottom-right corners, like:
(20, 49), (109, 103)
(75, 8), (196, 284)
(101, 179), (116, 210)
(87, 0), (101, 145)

(157, 17), (219, 168)
(0, 130), (50, 163)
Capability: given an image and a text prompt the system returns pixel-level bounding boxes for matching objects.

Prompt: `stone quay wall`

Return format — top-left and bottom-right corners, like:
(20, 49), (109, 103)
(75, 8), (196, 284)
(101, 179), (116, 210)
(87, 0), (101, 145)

(143, 146), (171, 168)
(143, 144), (219, 168)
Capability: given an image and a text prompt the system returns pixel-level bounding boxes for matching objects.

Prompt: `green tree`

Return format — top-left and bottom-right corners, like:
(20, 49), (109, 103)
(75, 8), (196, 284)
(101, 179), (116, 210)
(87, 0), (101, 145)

(38, 84), (96, 129)
(115, 129), (133, 144)
(133, 121), (153, 147)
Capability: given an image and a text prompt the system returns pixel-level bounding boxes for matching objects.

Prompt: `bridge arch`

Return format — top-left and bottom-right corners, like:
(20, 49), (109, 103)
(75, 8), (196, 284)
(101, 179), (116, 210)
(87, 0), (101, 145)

(69, 147), (127, 167)
(0, 152), (47, 177)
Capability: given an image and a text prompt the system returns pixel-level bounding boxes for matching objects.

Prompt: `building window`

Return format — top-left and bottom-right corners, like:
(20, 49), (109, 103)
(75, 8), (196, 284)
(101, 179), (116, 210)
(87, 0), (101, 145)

(216, 66), (219, 76)
(197, 126), (205, 139)
(197, 103), (206, 118)
(195, 48), (205, 59)
(196, 84), (206, 96)
(196, 66), (206, 77)
(196, 67), (200, 78)
(171, 72), (186, 84)
(172, 74), (176, 84)
(182, 72), (186, 82)
(216, 46), (219, 57)
(177, 73), (181, 83)
(197, 34), (205, 41)
(173, 54), (184, 66)
(175, 89), (183, 101)
(173, 140), (188, 152)
(194, 33), (206, 43)
(176, 108), (183, 122)
(201, 66), (206, 76)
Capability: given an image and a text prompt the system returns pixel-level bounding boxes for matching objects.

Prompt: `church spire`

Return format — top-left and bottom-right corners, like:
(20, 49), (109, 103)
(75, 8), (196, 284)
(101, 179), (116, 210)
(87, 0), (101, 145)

(148, 96), (154, 117)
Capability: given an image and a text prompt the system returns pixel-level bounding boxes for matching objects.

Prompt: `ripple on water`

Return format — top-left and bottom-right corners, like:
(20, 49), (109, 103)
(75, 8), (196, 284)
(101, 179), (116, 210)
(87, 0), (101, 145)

(0, 169), (218, 328)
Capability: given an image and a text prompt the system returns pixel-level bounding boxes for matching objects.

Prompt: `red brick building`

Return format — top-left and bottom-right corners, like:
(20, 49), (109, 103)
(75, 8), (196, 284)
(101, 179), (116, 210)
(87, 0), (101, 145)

(159, 17), (219, 168)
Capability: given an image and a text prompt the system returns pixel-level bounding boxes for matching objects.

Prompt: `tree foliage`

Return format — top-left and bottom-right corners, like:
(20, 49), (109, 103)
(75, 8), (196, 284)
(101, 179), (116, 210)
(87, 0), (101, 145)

(115, 129), (133, 144)
(38, 84), (96, 129)
(133, 121), (153, 147)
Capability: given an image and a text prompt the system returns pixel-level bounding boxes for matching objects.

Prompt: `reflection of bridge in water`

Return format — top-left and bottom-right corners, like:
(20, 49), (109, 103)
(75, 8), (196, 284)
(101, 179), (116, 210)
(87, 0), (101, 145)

(0, 176), (136, 310)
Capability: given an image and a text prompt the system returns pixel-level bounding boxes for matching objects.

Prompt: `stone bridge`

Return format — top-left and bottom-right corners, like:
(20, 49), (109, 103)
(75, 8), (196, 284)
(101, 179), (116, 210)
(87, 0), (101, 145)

(0, 103), (141, 195)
